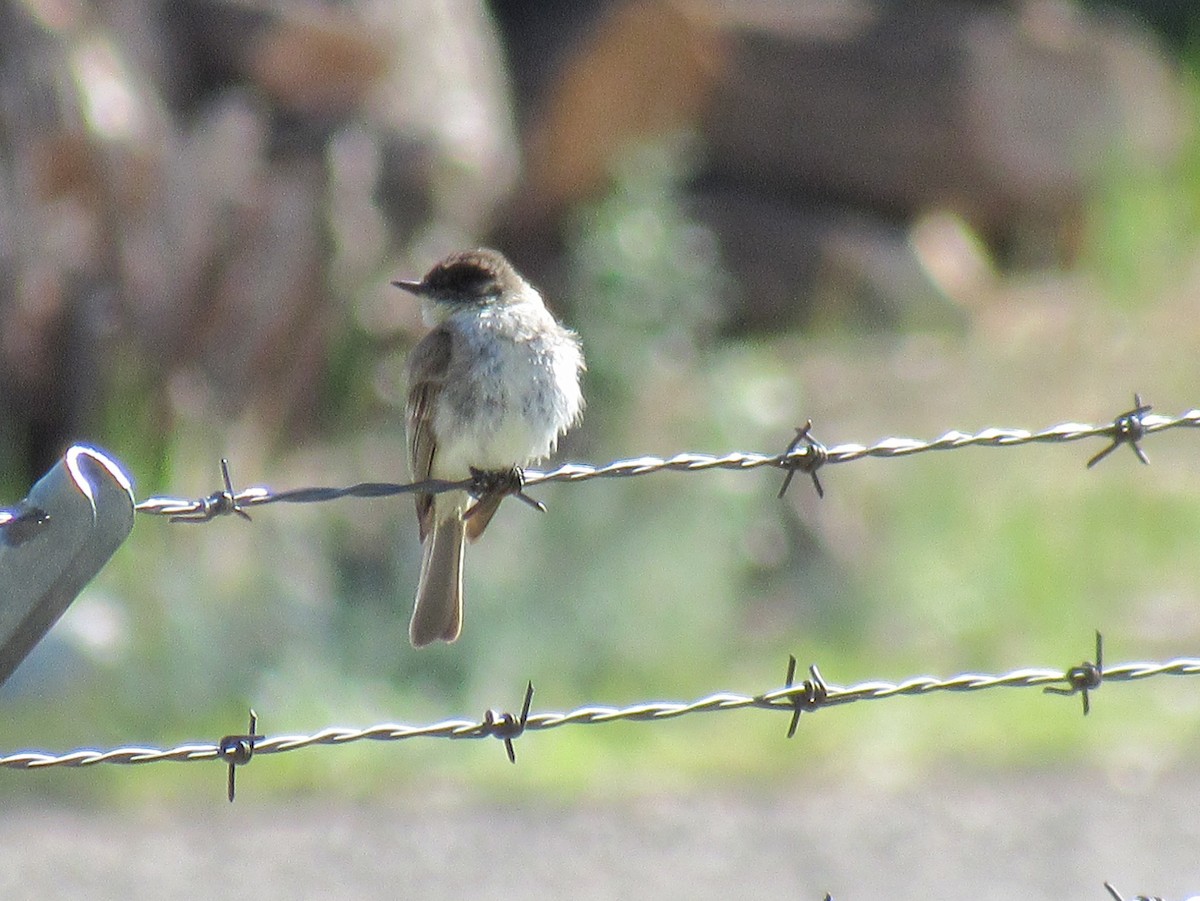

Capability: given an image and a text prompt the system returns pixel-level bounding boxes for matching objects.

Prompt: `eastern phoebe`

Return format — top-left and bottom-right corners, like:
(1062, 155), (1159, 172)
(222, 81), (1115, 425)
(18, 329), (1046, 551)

(393, 249), (585, 647)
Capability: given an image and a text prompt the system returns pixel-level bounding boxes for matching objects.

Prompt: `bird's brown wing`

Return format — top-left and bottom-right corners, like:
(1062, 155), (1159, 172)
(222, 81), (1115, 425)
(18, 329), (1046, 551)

(405, 325), (453, 541)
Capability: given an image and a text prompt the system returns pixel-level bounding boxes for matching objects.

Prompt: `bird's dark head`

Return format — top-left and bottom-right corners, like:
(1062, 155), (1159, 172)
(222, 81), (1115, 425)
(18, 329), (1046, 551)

(393, 249), (523, 307)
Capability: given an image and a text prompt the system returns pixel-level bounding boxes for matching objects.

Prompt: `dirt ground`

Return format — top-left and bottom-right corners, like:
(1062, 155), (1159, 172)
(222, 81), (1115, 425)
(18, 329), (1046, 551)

(0, 768), (1197, 900)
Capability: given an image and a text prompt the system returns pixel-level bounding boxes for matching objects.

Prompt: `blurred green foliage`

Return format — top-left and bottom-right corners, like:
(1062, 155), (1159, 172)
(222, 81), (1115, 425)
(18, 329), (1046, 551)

(1081, 70), (1200, 307)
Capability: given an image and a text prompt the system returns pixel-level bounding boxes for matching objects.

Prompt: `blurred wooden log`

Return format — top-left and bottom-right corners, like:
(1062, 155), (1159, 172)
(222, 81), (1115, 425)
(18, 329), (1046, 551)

(160, 0), (390, 120)
(688, 188), (969, 333)
(503, 0), (1185, 325)
(512, 0), (727, 223)
(699, 0), (1183, 244)
(0, 2), (166, 482)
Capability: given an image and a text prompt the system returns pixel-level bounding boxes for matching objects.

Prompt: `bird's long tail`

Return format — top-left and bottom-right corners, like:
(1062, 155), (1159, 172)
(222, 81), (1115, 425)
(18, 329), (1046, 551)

(410, 515), (465, 646)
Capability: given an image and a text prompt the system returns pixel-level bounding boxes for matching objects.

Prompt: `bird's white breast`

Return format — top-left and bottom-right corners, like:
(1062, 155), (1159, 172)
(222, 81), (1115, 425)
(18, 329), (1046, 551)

(431, 299), (583, 478)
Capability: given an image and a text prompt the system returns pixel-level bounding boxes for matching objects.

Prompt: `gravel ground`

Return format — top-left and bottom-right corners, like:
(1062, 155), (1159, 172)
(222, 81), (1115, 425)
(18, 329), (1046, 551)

(0, 768), (1198, 900)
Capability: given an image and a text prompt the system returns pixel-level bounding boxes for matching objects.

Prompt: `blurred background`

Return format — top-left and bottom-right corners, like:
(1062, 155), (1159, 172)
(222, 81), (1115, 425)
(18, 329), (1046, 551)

(0, 0), (1198, 871)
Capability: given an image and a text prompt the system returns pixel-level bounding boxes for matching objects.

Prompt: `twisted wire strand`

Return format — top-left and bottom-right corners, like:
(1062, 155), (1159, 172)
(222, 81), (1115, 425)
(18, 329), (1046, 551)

(533, 409), (1199, 479)
(132, 406), (1200, 520)
(4, 657), (1196, 771)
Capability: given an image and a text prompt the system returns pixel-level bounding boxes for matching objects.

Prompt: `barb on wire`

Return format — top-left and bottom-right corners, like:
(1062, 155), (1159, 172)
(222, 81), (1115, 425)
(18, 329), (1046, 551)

(133, 400), (1200, 523)
(780, 655), (829, 738)
(1088, 394), (1152, 469)
(1043, 631), (1104, 715)
(3, 651), (1197, 774)
(217, 709), (261, 802)
(472, 681), (534, 763)
(777, 420), (827, 499)
(182, 458), (249, 523)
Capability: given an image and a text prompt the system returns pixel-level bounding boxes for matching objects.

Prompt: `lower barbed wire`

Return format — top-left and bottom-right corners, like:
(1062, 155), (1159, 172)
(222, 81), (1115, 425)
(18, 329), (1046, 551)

(3, 655), (1198, 772)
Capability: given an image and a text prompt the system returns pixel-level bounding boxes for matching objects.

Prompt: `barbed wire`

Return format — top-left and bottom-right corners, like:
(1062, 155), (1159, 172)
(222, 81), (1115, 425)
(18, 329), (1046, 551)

(132, 395), (1199, 522)
(5, 402), (1196, 895)
(2, 632), (1197, 799)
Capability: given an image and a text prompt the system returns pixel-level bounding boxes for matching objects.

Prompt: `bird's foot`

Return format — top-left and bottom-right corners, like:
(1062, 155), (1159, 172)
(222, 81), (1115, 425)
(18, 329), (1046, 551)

(466, 466), (546, 518)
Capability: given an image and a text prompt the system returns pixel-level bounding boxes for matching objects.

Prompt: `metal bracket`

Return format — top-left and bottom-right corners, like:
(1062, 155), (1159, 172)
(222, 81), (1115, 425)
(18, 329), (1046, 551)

(0, 445), (135, 687)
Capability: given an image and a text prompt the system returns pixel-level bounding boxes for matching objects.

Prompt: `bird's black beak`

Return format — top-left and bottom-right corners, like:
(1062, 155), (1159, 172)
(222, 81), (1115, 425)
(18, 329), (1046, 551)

(391, 279), (424, 294)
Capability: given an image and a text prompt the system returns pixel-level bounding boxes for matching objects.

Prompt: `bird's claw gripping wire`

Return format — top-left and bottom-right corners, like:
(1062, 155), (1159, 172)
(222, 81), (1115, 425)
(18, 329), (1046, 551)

(465, 466), (546, 516)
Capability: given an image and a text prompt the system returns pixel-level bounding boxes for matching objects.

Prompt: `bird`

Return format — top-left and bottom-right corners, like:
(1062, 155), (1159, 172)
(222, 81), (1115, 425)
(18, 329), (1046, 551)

(394, 248), (585, 647)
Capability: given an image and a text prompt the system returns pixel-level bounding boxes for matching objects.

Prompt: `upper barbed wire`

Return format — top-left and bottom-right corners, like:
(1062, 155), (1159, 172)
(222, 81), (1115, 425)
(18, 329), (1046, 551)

(133, 398), (1200, 522)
